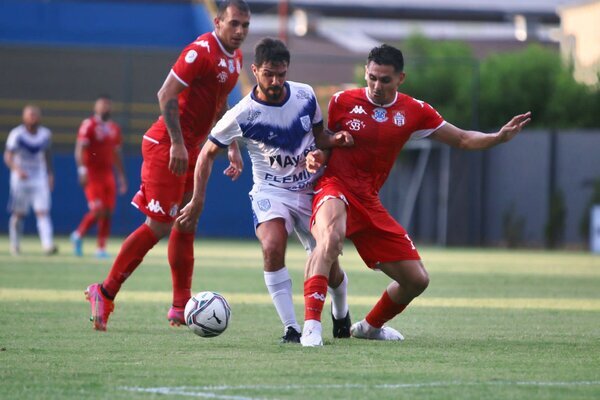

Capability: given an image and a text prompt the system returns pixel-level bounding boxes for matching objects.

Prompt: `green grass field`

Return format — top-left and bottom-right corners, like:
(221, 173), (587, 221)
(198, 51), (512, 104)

(1, 236), (599, 399)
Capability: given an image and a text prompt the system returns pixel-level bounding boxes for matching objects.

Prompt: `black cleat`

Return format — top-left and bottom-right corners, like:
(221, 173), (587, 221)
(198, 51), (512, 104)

(332, 311), (352, 338)
(280, 326), (301, 344)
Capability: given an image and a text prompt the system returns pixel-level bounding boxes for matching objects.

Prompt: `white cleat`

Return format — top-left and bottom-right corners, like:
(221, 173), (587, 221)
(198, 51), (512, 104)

(301, 320), (323, 347)
(350, 319), (404, 341)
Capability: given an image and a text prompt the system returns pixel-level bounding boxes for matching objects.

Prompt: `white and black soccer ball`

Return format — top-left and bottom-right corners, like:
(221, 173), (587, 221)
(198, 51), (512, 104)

(184, 291), (231, 337)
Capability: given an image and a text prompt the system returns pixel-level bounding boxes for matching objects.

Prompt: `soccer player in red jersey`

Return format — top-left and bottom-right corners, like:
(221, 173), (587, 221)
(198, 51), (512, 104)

(72, 95), (127, 258)
(85, 0), (251, 331)
(300, 44), (531, 346)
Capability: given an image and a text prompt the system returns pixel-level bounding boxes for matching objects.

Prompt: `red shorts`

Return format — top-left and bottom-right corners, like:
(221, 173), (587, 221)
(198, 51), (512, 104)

(312, 178), (420, 268)
(85, 173), (116, 211)
(131, 137), (199, 223)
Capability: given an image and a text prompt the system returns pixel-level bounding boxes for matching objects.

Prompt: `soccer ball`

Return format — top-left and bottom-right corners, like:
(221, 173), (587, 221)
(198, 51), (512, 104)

(184, 291), (231, 337)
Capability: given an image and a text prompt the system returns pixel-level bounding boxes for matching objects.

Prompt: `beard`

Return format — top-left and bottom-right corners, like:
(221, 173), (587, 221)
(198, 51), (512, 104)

(100, 112), (111, 121)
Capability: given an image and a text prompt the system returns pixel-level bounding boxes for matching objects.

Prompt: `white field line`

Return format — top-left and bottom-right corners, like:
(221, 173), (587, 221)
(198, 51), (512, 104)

(1, 288), (600, 311)
(122, 381), (600, 399)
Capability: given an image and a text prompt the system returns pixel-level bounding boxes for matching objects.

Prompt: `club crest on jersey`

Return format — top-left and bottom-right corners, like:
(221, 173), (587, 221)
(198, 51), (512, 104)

(258, 199), (271, 211)
(372, 107), (388, 123)
(345, 118), (366, 131)
(228, 59), (235, 73)
(300, 115), (311, 132)
(218, 58), (227, 68)
(393, 111), (405, 127)
(217, 71), (228, 83)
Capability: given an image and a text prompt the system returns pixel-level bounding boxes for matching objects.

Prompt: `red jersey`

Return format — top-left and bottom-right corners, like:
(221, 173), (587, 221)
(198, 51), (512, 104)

(77, 116), (122, 177)
(322, 88), (445, 198)
(145, 31), (243, 149)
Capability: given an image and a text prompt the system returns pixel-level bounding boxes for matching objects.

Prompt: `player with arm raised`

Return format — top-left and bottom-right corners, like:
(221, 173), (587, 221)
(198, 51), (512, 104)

(301, 44), (531, 346)
(85, 0), (251, 331)
(177, 38), (354, 343)
(71, 95), (127, 258)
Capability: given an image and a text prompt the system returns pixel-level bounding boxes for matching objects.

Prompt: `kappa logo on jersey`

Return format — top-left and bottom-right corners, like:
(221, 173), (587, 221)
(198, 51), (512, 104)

(296, 89), (310, 100)
(308, 292), (326, 302)
(185, 50), (198, 64)
(217, 71), (228, 83)
(218, 58), (227, 68)
(372, 107), (388, 123)
(257, 199), (271, 211)
(147, 199), (165, 215)
(393, 111), (405, 127)
(345, 118), (366, 131)
(194, 40), (210, 52)
(300, 115), (311, 132)
(350, 105), (367, 115)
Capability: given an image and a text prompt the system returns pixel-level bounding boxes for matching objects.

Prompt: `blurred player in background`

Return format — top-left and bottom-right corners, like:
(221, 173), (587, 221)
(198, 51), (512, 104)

(4, 105), (57, 256)
(85, 0), (251, 331)
(71, 95), (127, 258)
(301, 44), (532, 346)
(177, 38), (354, 343)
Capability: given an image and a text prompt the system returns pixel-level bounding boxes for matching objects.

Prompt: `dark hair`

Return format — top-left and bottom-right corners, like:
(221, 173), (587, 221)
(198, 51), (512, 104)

(254, 37), (290, 67)
(367, 44), (404, 72)
(217, 0), (250, 19)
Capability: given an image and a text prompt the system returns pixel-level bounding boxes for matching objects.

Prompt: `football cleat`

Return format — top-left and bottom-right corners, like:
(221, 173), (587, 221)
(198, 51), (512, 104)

(44, 245), (59, 256)
(95, 249), (109, 259)
(167, 306), (186, 327)
(350, 319), (404, 341)
(332, 310), (352, 338)
(280, 326), (301, 344)
(71, 231), (83, 257)
(300, 321), (323, 347)
(85, 283), (114, 331)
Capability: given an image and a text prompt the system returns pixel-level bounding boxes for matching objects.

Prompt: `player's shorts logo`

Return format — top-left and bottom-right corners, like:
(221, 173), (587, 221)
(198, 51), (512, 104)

(300, 115), (311, 132)
(147, 199), (165, 215)
(372, 107), (388, 123)
(257, 199), (271, 211)
(393, 111), (405, 127)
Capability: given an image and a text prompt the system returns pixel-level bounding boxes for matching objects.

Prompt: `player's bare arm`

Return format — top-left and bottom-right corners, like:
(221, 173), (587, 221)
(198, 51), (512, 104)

(4, 150), (27, 179)
(158, 73), (188, 176)
(224, 140), (243, 181)
(74, 140), (88, 186)
(313, 124), (354, 149)
(177, 140), (222, 230)
(430, 111), (531, 150)
(306, 149), (330, 173)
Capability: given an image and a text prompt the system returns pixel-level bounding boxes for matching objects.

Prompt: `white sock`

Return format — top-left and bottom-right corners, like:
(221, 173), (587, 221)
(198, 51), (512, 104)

(9, 215), (23, 251)
(36, 214), (54, 250)
(302, 319), (322, 334)
(328, 271), (349, 319)
(264, 267), (300, 333)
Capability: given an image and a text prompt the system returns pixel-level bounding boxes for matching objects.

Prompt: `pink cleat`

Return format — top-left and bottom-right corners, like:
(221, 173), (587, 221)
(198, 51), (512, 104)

(85, 283), (114, 331)
(167, 306), (186, 327)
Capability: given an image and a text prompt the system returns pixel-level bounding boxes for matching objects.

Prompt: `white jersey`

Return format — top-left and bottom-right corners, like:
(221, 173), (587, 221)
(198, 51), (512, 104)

(5, 124), (51, 181)
(209, 81), (323, 192)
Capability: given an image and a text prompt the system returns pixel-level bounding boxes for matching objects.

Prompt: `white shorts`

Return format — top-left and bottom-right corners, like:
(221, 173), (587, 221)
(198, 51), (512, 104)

(8, 175), (51, 215)
(249, 184), (315, 253)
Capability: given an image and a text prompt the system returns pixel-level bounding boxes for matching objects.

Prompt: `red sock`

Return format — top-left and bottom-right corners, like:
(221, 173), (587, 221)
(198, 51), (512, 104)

(97, 216), (111, 250)
(102, 224), (159, 298)
(77, 211), (97, 236)
(168, 228), (195, 309)
(304, 275), (328, 322)
(365, 290), (407, 328)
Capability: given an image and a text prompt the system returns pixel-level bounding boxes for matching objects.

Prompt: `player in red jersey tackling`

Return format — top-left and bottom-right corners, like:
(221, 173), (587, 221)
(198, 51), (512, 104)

(300, 44), (531, 346)
(72, 95), (127, 258)
(85, 0), (251, 331)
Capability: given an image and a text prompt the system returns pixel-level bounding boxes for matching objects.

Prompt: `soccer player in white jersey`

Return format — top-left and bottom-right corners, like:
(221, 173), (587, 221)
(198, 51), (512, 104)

(178, 37), (354, 343)
(4, 105), (57, 256)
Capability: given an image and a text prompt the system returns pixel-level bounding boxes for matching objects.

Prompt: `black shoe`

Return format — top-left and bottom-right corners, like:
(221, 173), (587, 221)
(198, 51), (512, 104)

(280, 326), (301, 343)
(332, 311), (351, 338)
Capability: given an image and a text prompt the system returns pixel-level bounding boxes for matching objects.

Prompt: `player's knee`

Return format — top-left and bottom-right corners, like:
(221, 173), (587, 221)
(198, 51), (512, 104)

(321, 230), (344, 258)
(410, 271), (430, 295)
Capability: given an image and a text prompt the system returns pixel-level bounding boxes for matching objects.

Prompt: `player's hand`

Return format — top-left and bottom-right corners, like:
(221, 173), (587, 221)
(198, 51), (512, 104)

(497, 111), (531, 143)
(306, 150), (327, 173)
(176, 198), (204, 230)
(332, 130), (354, 147)
(169, 143), (188, 176)
(16, 168), (28, 180)
(224, 144), (243, 181)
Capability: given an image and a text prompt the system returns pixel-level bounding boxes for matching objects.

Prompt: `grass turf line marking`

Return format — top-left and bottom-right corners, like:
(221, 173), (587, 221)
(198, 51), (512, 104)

(1, 288), (600, 311)
(123, 381), (600, 398)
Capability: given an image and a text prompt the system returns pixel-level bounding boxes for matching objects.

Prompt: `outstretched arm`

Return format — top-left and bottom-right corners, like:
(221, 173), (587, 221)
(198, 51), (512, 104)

(176, 140), (223, 230)
(430, 111), (531, 150)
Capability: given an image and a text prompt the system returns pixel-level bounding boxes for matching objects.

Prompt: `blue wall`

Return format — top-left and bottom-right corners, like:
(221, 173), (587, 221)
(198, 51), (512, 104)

(0, 153), (256, 238)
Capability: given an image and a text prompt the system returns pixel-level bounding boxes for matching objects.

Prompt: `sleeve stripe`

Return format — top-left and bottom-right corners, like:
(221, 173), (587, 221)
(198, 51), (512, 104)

(170, 69), (189, 87)
(208, 135), (228, 148)
(410, 121), (447, 140)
